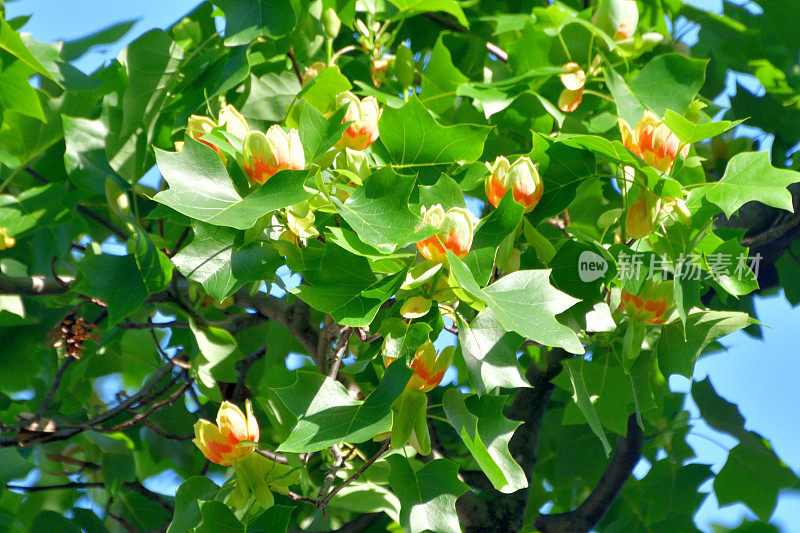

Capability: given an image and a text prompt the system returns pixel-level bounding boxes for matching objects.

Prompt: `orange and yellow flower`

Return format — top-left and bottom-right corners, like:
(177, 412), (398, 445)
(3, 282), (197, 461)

(619, 280), (673, 324)
(558, 62), (586, 113)
(594, 0), (639, 41)
(416, 205), (476, 263)
(383, 340), (454, 393)
(336, 92), (382, 151)
(619, 111), (689, 173)
(485, 155), (543, 213)
(241, 125), (305, 184)
(184, 104), (249, 157)
(193, 400), (259, 466)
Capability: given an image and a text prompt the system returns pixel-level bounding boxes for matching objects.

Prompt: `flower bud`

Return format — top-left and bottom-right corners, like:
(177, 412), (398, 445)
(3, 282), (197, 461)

(193, 400), (259, 466)
(333, 148), (371, 182)
(218, 104), (249, 141)
(321, 7), (341, 39)
(370, 58), (391, 87)
(625, 191), (661, 239)
(558, 62), (586, 112)
(383, 340), (454, 393)
(0, 228), (16, 250)
(400, 296), (432, 319)
(484, 156), (543, 213)
(619, 111), (690, 173)
(416, 205), (476, 263)
(594, 0), (639, 41)
(186, 115), (217, 151)
(336, 92), (382, 151)
(301, 61), (326, 87)
(619, 280), (673, 324)
(286, 201), (318, 239)
(242, 126), (305, 184)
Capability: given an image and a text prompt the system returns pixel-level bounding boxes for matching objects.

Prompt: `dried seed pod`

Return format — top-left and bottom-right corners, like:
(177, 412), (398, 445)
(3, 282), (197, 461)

(50, 313), (97, 359)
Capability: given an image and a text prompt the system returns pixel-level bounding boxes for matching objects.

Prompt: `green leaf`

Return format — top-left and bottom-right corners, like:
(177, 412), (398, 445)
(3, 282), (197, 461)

(386, 455), (469, 533)
(457, 310), (528, 395)
(419, 37), (468, 115)
(74, 254), (148, 327)
(153, 138), (313, 230)
(196, 501), (292, 533)
(442, 389), (528, 493)
(190, 321), (244, 390)
(171, 222), (281, 300)
(662, 109), (743, 144)
(0, 60), (45, 120)
(715, 441), (797, 521)
(0, 448), (33, 485)
(448, 253), (584, 354)
(107, 29), (185, 181)
(559, 358), (613, 455)
(30, 512), (81, 533)
(0, 19), (56, 82)
(419, 174), (466, 211)
(702, 152), (800, 218)
(528, 137), (597, 225)
(657, 310), (753, 378)
(604, 65), (644, 126)
(629, 53), (707, 116)
(691, 377), (747, 440)
(386, 0), (468, 27)
(167, 477), (220, 533)
(299, 104), (350, 161)
(132, 225), (173, 294)
(293, 243), (409, 327)
(215, 0), (296, 45)
(331, 167), (437, 252)
(298, 66), (351, 113)
(63, 116), (124, 194)
(378, 96), (490, 166)
(274, 359), (414, 452)
(461, 192), (524, 286)
(61, 19), (137, 62)
(381, 320), (433, 365)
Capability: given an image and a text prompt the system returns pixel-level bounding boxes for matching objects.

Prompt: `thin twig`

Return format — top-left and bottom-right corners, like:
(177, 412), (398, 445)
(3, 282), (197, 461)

(319, 440), (390, 507)
(35, 357), (75, 418)
(233, 345), (267, 402)
(328, 327), (353, 379)
(167, 226), (191, 258)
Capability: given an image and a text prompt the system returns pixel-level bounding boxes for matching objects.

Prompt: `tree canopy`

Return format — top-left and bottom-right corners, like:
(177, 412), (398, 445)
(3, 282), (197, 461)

(1, 0), (799, 531)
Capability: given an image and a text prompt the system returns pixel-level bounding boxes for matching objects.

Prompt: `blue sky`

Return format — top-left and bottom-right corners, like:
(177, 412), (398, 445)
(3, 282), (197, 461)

(5, 0), (799, 531)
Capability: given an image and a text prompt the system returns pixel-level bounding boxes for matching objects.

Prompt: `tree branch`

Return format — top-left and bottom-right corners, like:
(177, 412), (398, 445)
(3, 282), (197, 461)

(234, 290), (320, 359)
(534, 414), (644, 533)
(458, 348), (568, 532)
(2, 362), (176, 447)
(0, 273), (74, 295)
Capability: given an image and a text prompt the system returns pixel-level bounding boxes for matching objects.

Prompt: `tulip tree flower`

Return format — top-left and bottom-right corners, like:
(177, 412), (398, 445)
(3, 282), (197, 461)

(193, 400), (299, 511)
(336, 91), (382, 151)
(184, 104), (249, 156)
(618, 111), (689, 173)
(383, 339), (455, 394)
(619, 280), (674, 325)
(416, 205), (476, 263)
(625, 190), (661, 239)
(383, 340), (455, 455)
(193, 400), (259, 466)
(558, 62), (586, 113)
(485, 155), (543, 213)
(242, 125), (305, 184)
(594, 0), (639, 40)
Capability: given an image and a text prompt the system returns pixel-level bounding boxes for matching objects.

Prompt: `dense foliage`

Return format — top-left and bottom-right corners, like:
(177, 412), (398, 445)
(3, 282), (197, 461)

(1, 0), (799, 531)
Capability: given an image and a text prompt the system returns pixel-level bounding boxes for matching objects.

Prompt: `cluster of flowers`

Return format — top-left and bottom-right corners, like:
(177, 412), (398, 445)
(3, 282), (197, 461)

(184, 91), (382, 184)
